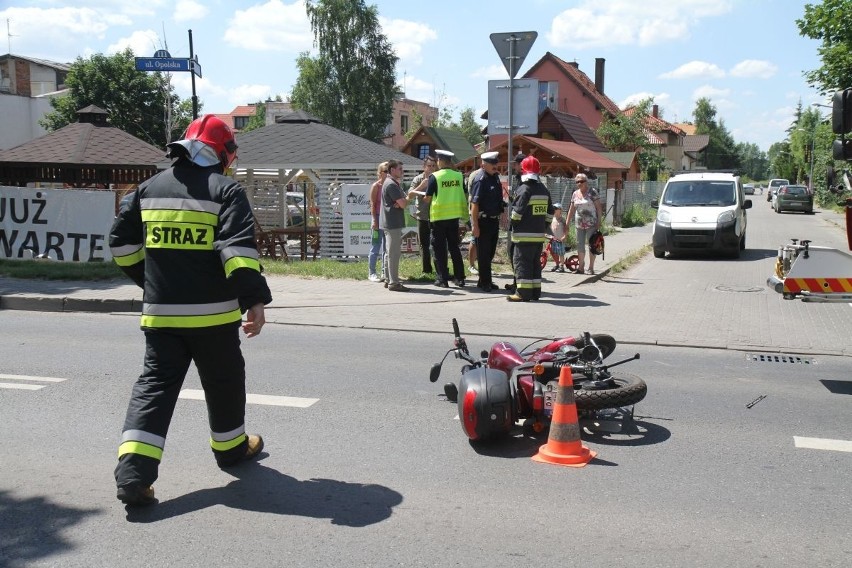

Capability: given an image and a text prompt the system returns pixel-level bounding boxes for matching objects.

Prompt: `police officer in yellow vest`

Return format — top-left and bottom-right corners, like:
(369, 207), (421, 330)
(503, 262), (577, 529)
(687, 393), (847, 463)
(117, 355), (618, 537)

(109, 115), (272, 506)
(423, 149), (468, 287)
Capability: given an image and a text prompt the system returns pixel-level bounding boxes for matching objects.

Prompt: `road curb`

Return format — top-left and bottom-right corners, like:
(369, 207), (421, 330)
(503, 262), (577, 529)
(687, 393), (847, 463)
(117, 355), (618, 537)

(0, 295), (141, 313)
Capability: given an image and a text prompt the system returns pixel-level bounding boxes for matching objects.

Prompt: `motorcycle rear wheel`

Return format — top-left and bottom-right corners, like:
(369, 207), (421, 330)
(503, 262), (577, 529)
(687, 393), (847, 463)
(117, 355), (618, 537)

(574, 372), (647, 411)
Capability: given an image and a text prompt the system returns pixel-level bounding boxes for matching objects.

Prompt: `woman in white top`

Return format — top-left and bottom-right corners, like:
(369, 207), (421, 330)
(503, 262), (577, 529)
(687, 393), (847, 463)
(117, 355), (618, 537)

(565, 173), (603, 274)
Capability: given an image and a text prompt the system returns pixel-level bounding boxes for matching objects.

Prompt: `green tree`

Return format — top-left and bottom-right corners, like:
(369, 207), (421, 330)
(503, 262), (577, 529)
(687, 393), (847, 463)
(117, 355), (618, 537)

(797, 0), (852, 94)
(290, 0), (398, 142)
(596, 97), (666, 180)
(40, 49), (193, 147)
(735, 142), (769, 180)
(242, 103), (267, 133)
(693, 97), (740, 170)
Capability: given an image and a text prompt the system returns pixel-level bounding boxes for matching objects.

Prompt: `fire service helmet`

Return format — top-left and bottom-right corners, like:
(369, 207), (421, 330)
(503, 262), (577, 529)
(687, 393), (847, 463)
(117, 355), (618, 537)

(589, 230), (605, 256)
(167, 115), (238, 169)
(520, 155), (541, 175)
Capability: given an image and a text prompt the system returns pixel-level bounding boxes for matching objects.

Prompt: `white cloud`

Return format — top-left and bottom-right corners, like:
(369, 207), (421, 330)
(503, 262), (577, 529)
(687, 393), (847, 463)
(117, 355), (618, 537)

(729, 60), (777, 79)
(107, 30), (162, 57)
(470, 64), (510, 80)
(1, 6), (131, 58)
(619, 91), (663, 109)
(693, 85), (731, 100)
(173, 0), (209, 22)
(380, 17), (437, 68)
(659, 61), (725, 80)
(223, 0), (313, 52)
(547, 0), (733, 49)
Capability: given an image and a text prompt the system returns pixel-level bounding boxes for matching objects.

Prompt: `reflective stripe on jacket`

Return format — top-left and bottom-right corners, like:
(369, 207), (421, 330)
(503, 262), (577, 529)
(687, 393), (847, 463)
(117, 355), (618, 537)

(510, 179), (553, 243)
(109, 164), (271, 331)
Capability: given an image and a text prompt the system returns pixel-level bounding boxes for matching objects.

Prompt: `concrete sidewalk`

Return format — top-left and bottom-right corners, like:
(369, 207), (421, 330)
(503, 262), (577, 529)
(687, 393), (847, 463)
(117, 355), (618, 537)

(3, 216), (852, 356)
(0, 224), (651, 319)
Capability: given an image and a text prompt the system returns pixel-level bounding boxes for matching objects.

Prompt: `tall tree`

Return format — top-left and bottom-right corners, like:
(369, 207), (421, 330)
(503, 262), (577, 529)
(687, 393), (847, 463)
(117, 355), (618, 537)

(40, 49), (194, 147)
(290, 0), (398, 142)
(735, 142), (769, 181)
(693, 97), (740, 170)
(596, 98), (666, 180)
(456, 107), (485, 147)
(797, 0), (852, 94)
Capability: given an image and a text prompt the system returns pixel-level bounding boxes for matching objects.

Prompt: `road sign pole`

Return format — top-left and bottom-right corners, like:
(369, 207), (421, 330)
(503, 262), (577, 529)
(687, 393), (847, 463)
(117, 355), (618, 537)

(189, 29), (198, 119)
(507, 38), (515, 191)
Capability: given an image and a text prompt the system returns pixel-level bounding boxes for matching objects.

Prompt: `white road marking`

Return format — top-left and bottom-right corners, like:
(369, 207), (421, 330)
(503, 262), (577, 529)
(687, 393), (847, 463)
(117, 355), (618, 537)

(794, 436), (852, 453)
(0, 374), (66, 390)
(0, 374), (66, 383)
(179, 388), (318, 408)
(0, 382), (45, 390)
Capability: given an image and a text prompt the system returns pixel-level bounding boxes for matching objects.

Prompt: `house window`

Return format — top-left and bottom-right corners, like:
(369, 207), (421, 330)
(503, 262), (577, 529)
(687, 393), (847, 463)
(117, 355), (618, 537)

(538, 81), (558, 114)
(400, 114), (409, 135)
(417, 144), (431, 159)
(234, 116), (249, 129)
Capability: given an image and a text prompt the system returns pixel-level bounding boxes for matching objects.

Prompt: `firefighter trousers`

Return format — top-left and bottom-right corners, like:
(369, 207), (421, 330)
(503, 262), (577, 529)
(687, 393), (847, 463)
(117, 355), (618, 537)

(115, 326), (249, 489)
(512, 241), (544, 300)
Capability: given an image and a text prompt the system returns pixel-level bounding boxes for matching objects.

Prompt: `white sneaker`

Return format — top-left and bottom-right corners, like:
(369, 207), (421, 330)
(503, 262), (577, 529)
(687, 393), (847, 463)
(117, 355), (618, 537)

(468, 266), (479, 274)
(368, 273), (381, 282)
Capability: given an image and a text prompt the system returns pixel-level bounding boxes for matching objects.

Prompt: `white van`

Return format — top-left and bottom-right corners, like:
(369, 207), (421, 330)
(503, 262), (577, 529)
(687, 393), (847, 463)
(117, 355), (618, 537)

(651, 171), (752, 258)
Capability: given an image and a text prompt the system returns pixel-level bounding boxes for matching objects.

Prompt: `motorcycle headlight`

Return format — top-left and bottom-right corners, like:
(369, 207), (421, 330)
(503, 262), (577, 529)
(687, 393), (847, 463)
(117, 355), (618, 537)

(657, 210), (671, 224)
(717, 210), (735, 223)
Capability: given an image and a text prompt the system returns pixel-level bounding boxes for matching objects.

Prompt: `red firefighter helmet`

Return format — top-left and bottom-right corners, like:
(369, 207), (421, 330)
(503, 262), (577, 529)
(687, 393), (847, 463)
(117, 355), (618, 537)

(520, 155), (541, 175)
(167, 115), (238, 169)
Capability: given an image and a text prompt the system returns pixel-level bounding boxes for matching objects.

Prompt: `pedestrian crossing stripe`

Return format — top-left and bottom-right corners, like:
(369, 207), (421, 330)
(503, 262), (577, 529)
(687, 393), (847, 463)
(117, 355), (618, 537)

(179, 388), (318, 408)
(794, 436), (852, 453)
(0, 374), (67, 391)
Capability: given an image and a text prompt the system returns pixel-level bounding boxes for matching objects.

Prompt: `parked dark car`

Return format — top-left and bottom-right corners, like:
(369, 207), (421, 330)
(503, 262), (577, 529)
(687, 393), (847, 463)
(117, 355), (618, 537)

(774, 184), (813, 214)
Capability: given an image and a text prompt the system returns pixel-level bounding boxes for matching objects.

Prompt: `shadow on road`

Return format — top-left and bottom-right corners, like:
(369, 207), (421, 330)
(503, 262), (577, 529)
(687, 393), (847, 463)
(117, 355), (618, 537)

(0, 489), (100, 568)
(124, 461), (402, 527)
(467, 416), (671, 460)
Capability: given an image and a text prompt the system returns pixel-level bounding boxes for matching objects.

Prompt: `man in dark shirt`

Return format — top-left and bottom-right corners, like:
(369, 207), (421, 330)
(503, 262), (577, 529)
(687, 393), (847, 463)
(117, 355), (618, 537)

(469, 151), (504, 292)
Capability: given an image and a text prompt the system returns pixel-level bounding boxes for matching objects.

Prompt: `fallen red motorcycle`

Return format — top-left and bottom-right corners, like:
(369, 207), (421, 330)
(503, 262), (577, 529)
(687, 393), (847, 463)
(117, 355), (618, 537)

(429, 319), (647, 442)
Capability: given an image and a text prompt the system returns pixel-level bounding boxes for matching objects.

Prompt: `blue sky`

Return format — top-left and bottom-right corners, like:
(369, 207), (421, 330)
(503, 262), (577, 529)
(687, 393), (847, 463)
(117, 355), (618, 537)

(0, 0), (828, 151)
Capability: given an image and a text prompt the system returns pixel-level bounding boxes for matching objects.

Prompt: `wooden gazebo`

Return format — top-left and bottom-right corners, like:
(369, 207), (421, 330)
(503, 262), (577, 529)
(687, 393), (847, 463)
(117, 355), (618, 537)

(0, 106), (167, 188)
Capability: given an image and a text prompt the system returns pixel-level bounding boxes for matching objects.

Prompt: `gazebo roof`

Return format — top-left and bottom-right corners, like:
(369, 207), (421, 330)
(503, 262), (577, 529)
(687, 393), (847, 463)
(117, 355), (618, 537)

(0, 106), (166, 187)
(236, 111), (423, 170)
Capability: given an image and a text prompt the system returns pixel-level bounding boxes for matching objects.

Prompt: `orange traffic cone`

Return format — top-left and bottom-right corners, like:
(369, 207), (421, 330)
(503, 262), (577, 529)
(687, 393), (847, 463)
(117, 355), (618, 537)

(532, 366), (596, 467)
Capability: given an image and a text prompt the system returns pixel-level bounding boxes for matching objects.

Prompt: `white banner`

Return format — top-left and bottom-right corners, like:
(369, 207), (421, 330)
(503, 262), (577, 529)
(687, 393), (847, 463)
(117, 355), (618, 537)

(341, 183), (373, 256)
(0, 186), (115, 262)
(340, 183), (420, 256)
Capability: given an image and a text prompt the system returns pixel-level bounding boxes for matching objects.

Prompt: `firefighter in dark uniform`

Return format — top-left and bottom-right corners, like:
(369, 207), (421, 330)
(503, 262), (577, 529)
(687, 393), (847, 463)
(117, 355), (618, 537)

(469, 151), (504, 292)
(424, 149), (468, 287)
(507, 155), (553, 302)
(110, 115), (272, 506)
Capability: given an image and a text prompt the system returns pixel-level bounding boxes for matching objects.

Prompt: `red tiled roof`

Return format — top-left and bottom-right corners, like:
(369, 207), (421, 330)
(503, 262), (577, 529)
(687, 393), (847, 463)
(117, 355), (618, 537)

(530, 138), (627, 170)
(623, 106), (686, 136)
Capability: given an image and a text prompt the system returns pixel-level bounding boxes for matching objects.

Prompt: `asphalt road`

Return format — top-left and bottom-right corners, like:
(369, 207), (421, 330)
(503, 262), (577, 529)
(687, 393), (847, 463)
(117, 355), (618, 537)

(1, 308), (850, 567)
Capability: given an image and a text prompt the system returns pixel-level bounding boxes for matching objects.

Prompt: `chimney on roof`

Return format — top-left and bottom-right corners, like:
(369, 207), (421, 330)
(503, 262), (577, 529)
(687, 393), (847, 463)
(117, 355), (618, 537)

(652, 104), (659, 118)
(595, 58), (605, 94)
(568, 61), (579, 69)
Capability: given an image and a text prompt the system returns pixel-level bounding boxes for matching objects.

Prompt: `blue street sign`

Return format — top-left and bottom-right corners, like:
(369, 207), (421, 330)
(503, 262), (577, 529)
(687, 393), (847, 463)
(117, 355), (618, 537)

(134, 57), (191, 72)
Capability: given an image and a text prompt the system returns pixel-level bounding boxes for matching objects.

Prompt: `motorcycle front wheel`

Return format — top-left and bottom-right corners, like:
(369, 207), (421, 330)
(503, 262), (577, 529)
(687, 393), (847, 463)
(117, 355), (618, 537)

(574, 372), (647, 411)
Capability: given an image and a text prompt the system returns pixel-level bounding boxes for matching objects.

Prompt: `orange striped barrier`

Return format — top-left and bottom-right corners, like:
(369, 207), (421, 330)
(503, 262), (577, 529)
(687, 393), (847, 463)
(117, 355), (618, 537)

(532, 366), (596, 467)
(784, 278), (852, 294)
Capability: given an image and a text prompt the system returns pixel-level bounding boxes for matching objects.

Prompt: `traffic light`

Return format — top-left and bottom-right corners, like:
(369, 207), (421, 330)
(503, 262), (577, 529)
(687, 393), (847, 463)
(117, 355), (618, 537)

(832, 89), (852, 134)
